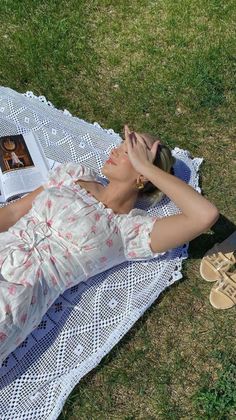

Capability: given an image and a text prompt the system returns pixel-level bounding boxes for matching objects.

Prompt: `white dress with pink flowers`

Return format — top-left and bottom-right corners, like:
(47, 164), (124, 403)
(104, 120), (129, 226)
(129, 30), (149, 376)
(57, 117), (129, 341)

(0, 162), (165, 364)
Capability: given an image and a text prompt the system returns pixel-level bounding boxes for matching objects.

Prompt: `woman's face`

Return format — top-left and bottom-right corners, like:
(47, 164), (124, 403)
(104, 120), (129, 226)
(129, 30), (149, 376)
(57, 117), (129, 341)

(101, 134), (152, 183)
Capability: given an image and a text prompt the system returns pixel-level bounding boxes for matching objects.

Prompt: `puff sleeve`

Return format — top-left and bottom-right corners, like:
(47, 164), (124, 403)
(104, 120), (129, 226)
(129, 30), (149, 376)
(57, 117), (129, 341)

(43, 162), (98, 189)
(119, 212), (167, 261)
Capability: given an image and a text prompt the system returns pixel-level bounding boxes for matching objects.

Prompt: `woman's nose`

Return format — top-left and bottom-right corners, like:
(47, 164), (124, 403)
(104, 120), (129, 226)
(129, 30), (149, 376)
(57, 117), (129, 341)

(111, 147), (119, 157)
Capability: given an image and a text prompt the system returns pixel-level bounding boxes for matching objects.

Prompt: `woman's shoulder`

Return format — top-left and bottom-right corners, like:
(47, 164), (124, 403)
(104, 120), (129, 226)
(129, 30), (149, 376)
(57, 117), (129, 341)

(54, 161), (100, 181)
(44, 161), (101, 189)
(118, 208), (164, 261)
(58, 161), (97, 175)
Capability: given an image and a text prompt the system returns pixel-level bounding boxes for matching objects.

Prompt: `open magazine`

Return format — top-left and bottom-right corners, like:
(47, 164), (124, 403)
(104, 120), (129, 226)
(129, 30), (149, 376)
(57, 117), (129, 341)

(0, 132), (60, 202)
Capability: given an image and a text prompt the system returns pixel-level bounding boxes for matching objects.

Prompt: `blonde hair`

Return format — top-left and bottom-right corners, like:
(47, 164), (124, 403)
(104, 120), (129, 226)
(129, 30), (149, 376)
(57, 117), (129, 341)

(138, 132), (176, 205)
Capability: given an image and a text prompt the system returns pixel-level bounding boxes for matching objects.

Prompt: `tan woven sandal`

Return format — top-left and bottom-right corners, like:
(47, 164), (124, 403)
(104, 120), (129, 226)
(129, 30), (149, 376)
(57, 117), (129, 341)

(200, 231), (236, 282)
(209, 270), (236, 309)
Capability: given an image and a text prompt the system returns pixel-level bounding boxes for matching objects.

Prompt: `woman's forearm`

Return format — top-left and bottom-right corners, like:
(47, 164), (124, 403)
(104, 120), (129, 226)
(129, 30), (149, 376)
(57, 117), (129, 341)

(0, 205), (17, 233)
(0, 186), (44, 233)
(141, 162), (219, 221)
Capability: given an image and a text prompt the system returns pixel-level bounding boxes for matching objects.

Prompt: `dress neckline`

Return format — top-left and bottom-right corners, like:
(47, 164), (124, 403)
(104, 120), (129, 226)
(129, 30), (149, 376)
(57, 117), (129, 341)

(73, 179), (137, 217)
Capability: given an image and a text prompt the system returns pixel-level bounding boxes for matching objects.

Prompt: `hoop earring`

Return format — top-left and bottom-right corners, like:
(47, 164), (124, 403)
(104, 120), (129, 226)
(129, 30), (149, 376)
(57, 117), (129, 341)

(136, 180), (144, 190)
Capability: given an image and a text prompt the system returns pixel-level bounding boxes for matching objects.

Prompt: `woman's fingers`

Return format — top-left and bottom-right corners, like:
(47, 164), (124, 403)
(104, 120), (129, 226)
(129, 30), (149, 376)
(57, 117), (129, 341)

(124, 125), (139, 142)
(124, 124), (133, 142)
(124, 125), (162, 167)
(152, 140), (160, 153)
(150, 141), (160, 162)
(132, 132), (146, 148)
(124, 124), (131, 134)
(124, 125), (137, 146)
(133, 132), (145, 144)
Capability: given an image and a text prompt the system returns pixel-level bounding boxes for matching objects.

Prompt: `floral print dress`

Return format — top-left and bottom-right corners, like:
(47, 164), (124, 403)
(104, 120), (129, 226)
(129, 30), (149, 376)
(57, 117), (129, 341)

(0, 162), (165, 365)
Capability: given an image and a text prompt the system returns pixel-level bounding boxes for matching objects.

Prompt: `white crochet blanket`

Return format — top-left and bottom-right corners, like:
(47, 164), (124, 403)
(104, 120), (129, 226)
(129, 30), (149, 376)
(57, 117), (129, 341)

(0, 87), (203, 420)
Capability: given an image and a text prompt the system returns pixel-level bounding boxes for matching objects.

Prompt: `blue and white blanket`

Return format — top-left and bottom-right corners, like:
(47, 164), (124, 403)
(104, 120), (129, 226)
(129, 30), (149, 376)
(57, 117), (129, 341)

(0, 87), (203, 420)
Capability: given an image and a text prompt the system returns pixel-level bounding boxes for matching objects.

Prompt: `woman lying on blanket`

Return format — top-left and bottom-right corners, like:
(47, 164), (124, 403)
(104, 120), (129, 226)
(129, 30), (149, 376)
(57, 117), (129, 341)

(0, 125), (219, 365)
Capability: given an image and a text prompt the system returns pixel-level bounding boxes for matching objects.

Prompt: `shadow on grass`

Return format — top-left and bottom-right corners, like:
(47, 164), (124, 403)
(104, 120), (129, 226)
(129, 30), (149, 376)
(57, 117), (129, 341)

(188, 214), (236, 259)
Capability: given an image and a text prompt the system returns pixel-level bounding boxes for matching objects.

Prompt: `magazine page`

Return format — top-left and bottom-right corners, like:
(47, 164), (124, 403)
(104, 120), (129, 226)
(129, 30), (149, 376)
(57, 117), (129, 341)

(0, 177), (5, 202)
(0, 132), (50, 201)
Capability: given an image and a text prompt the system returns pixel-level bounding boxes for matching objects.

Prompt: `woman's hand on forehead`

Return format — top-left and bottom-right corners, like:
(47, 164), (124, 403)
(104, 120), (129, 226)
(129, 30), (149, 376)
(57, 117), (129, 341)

(123, 124), (151, 150)
(123, 124), (160, 168)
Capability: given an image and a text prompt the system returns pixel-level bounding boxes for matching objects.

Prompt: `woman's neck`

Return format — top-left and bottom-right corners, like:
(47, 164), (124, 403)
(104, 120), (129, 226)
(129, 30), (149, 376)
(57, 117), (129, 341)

(99, 182), (138, 214)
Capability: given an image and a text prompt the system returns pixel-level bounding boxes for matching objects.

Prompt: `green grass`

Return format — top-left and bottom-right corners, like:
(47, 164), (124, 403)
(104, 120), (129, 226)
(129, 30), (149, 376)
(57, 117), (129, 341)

(0, 0), (235, 418)
(193, 350), (236, 419)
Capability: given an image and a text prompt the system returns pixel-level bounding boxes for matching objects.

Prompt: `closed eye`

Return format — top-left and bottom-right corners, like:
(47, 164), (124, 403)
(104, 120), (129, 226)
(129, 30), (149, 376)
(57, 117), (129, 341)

(120, 139), (128, 154)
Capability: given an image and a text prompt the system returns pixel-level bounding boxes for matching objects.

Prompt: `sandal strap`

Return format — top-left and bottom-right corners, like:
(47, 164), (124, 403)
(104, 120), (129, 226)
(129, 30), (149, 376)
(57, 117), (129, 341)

(203, 254), (233, 272)
(211, 244), (236, 263)
(215, 272), (236, 304)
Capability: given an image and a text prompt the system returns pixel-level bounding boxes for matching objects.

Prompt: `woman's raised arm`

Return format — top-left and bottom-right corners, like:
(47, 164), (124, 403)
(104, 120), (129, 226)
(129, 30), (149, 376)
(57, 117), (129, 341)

(141, 163), (219, 253)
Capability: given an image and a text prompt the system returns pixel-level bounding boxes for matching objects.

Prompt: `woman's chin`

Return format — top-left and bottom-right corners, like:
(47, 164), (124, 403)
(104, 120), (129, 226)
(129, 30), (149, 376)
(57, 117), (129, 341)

(101, 165), (108, 176)
(102, 161), (111, 170)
